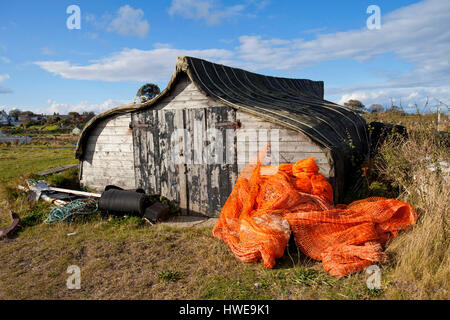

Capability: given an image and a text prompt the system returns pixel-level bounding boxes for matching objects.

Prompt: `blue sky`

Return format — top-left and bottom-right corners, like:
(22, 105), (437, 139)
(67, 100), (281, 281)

(0, 0), (449, 114)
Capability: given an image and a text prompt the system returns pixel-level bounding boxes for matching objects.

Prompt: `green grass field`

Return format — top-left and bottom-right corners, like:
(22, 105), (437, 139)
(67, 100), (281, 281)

(0, 147), (77, 181)
(0, 113), (448, 300)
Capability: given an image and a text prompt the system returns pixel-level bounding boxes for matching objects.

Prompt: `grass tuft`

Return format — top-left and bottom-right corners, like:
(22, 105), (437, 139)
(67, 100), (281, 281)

(158, 270), (183, 282)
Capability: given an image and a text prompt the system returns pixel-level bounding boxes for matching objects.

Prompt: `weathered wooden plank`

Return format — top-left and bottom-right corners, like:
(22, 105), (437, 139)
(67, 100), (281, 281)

(237, 141), (323, 153)
(81, 167), (135, 177)
(81, 169), (135, 184)
(84, 160), (134, 169)
(92, 135), (133, 144)
(140, 111), (150, 191)
(226, 120), (239, 188)
(84, 151), (134, 161)
(131, 111), (143, 189)
(185, 108), (206, 215)
(89, 121), (131, 129)
(149, 110), (158, 193)
(161, 100), (217, 110)
(238, 120), (315, 131)
(37, 164), (78, 176)
(205, 107), (221, 216)
(83, 179), (136, 191)
(175, 109), (188, 214)
(83, 160), (134, 170)
(237, 112), (316, 143)
(277, 151), (329, 160)
(276, 134), (317, 143)
(158, 109), (177, 202)
(237, 130), (311, 142)
(159, 81), (208, 99)
(167, 109), (182, 203)
(148, 110), (161, 194)
(89, 127), (132, 137)
(85, 143), (133, 153)
(109, 117), (132, 126)
(83, 153), (134, 163)
(163, 94), (210, 103)
(216, 106), (237, 216)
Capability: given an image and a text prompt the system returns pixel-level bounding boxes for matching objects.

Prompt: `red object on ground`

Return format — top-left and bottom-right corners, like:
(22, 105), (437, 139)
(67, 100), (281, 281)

(213, 156), (417, 277)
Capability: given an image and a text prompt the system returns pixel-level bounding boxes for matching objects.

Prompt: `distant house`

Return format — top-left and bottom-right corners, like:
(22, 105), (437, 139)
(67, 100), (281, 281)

(17, 113), (44, 123)
(0, 110), (11, 126)
(31, 114), (44, 121)
(18, 115), (31, 122)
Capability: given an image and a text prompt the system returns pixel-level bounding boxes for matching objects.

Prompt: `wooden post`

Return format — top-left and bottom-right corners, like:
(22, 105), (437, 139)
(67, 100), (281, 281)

(437, 105), (441, 132)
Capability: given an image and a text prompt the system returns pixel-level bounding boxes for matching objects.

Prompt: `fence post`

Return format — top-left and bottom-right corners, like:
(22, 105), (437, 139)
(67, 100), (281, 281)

(437, 105), (441, 132)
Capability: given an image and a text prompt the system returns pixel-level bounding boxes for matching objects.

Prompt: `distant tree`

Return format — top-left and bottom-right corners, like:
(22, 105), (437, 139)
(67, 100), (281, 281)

(85, 112), (95, 122)
(344, 99), (365, 113)
(46, 115), (55, 124)
(368, 104), (384, 113)
(68, 111), (80, 118)
(21, 111), (34, 116)
(8, 109), (21, 119)
(59, 118), (71, 128)
(135, 83), (160, 103)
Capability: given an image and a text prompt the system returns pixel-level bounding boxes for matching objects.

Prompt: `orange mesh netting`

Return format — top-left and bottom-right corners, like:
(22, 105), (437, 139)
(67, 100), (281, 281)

(213, 156), (417, 277)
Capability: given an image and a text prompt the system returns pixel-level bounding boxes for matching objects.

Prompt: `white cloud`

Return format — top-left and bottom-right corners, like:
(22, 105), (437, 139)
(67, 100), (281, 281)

(0, 56), (11, 63)
(0, 74), (12, 94)
(106, 5), (149, 37)
(35, 98), (130, 115)
(35, 47), (233, 82)
(0, 74), (10, 82)
(85, 5), (149, 38)
(0, 105), (32, 113)
(168, 0), (249, 25)
(1, 99), (130, 115)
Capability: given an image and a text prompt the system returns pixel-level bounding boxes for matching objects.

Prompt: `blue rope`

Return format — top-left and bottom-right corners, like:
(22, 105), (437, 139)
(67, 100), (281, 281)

(45, 199), (98, 224)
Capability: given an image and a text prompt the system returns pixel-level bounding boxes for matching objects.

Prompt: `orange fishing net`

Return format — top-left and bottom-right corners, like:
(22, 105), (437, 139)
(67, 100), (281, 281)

(213, 156), (417, 277)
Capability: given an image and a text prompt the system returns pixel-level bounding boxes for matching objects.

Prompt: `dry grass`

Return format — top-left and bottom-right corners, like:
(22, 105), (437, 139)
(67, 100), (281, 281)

(373, 121), (449, 299)
(0, 219), (382, 300)
(364, 110), (449, 132)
